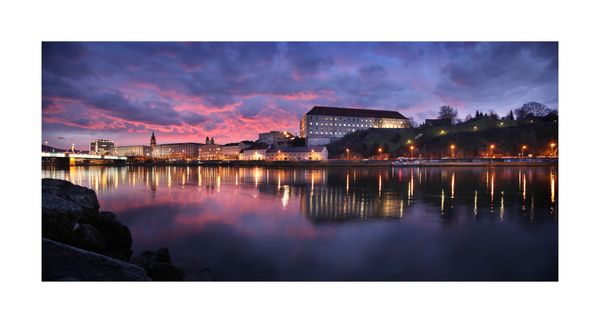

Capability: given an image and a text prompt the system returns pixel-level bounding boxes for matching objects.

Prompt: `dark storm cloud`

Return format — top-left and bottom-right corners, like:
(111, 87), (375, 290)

(42, 42), (558, 148)
(434, 42), (558, 108)
(285, 42), (334, 76)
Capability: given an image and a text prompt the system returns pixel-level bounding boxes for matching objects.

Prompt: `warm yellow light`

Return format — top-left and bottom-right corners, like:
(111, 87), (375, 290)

(378, 148), (382, 152)
(522, 145), (527, 149)
(410, 146), (414, 150)
(346, 148), (349, 152)
(550, 143), (556, 147)
(490, 144), (495, 149)
(450, 145), (455, 149)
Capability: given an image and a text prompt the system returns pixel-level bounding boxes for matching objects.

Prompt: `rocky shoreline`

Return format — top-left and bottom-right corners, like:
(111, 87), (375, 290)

(42, 178), (184, 281)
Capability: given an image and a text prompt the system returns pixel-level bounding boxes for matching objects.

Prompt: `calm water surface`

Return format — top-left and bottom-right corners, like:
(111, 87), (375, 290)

(42, 165), (558, 281)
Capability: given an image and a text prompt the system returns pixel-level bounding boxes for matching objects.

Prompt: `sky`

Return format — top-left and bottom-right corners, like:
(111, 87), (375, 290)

(42, 42), (558, 149)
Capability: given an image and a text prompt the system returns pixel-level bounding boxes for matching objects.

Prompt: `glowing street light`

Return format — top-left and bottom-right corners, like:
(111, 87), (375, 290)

(409, 145), (415, 159)
(489, 144), (495, 158)
(550, 143), (557, 156)
(346, 148), (350, 160)
(378, 147), (383, 160)
(450, 144), (456, 158)
(521, 145), (527, 157)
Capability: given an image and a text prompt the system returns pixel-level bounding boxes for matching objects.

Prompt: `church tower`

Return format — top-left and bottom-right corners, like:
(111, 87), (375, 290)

(150, 132), (157, 146)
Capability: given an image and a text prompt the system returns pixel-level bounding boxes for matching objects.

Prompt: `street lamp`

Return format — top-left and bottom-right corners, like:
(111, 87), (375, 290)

(521, 145), (527, 157)
(378, 148), (383, 160)
(346, 148), (350, 160)
(450, 144), (455, 158)
(550, 143), (556, 156)
(410, 145), (414, 159)
(489, 144), (495, 158)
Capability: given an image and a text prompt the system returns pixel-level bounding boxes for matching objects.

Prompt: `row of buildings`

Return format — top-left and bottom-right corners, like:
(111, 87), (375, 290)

(90, 106), (411, 161)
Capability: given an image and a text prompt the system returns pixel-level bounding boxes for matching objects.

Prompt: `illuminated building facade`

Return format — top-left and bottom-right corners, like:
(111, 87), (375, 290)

(89, 139), (114, 155)
(221, 142), (253, 160)
(113, 145), (152, 157)
(239, 143), (269, 160)
(266, 146), (328, 161)
(300, 106), (410, 146)
(152, 143), (201, 160)
(199, 143), (223, 161)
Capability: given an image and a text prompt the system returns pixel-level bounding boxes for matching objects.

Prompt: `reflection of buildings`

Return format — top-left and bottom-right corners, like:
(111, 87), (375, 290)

(90, 139), (114, 155)
(300, 106), (410, 146)
(41, 165), (558, 224)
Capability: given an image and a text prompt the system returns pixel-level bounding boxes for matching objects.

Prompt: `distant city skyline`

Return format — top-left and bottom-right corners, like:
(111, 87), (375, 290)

(42, 42), (558, 149)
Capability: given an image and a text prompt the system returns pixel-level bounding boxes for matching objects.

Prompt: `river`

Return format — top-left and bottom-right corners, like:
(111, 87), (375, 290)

(42, 165), (558, 281)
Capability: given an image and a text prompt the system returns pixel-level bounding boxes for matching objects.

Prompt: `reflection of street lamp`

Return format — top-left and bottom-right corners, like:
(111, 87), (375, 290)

(489, 144), (495, 158)
(450, 144), (455, 158)
(521, 145), (527, 157)
(410, 145), (414, 159)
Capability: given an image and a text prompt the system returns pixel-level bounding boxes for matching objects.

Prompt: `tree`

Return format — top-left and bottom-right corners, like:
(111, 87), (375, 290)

(505, 110), (515, 120)
(464, 114), (473, 122)
(438, 105), (458, 123)
(408, 117), (419, 128)
(489, 110), (499, 120)
(514, 102), (552, 120)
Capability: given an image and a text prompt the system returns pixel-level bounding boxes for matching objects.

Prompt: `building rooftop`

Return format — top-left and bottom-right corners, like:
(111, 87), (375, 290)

(306, 106), (408, 119)
(242, 143), (270, 151)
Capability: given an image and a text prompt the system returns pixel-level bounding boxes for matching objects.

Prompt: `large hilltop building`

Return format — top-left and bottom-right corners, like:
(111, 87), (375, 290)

(300, 106), (410, 146)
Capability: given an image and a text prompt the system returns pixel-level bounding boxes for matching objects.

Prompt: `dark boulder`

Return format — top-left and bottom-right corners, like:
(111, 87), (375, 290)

(69, 224), (107, 254)
(42, 178), (100, 243)
(132, 248), (185, 281)
(78, 211), (132, 261)
(42, 238), (150, 281)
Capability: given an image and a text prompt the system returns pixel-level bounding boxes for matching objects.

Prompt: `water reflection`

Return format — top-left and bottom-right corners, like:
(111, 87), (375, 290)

(42, 165), (558, 280)
(43, 165), (559, 224)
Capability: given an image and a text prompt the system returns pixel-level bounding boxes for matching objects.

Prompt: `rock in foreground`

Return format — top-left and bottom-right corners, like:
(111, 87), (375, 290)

(42, 238), (150, 281)
(133, 248), (185, 281)
(78, 211), (133, 261)
(42, 178), (100, 243)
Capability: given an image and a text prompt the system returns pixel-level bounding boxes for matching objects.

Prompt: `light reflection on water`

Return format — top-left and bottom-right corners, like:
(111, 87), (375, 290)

(42, 165), (558, 281)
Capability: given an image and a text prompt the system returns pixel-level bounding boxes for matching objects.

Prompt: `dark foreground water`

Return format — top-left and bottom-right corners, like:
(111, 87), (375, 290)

(42, 165), (558, 281)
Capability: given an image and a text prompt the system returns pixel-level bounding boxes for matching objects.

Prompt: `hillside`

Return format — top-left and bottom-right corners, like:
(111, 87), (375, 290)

(326, 117), (558, 159)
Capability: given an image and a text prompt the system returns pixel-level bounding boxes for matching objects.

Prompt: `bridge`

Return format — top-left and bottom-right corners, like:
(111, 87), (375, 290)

(42, 152), (127, 166)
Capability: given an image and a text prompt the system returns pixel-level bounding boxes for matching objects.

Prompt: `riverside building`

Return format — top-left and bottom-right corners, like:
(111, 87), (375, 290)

(300, 106), (410, 146)
(266, 146), (328, 161)
(149, 133), (200, 160)
(89, 139), (115, 155)
(113, 145), (152, 157)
